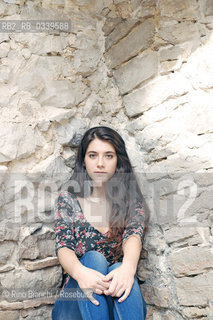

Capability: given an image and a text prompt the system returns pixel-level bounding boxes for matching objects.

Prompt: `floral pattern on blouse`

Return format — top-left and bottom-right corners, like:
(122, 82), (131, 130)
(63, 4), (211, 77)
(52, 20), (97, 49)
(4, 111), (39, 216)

(54, 191), (146, 286)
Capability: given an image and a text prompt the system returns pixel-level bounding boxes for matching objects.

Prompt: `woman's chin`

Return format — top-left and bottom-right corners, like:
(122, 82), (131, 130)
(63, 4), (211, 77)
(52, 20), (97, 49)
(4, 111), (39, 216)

(92, 178), (108, 187)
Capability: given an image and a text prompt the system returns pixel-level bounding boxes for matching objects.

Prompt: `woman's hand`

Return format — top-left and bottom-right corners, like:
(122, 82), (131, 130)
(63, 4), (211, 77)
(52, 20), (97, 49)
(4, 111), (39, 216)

(102, 264), (135, 302)
(76, 265), (110, 305)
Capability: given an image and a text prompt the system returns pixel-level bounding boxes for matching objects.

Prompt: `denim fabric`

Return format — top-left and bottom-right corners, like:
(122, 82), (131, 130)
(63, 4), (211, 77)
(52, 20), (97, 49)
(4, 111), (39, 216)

(52, 251), (147, 320)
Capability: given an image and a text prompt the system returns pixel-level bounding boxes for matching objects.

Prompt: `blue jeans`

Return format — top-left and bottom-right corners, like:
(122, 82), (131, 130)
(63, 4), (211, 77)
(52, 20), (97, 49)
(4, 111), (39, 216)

(52, 251), (147, 320)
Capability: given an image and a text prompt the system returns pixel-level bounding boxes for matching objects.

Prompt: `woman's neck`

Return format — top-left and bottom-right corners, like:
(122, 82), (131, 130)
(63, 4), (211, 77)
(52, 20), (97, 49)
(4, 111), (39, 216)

(90, 185), (106, 201)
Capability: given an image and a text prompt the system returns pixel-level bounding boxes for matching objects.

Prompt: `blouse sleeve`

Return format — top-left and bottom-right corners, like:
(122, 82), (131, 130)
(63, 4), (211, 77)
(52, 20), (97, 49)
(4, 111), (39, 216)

(54, 192), (76, 255)
(122, 199), (146, 245)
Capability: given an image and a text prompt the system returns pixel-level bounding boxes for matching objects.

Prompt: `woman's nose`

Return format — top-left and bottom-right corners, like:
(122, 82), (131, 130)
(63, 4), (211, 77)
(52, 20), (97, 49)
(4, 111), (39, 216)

(97, 156), (104, 167)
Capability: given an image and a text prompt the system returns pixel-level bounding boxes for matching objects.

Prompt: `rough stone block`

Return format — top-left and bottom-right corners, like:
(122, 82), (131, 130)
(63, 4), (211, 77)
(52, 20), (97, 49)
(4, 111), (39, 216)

(141, 284), (170, 308)
(164, 226), (210, 247)
(0, 301), (23, 311)
(205, 0), (213, 16)
(135, 119), (180, 153)
(103, 17), (122, 36)
(22, 297), (56, 309)
(184, 40), (213, 89)
(37, 107), (76, 132)
(0, 311), (19, 320)
(159, 21), (199, 45)
(20, 305), (52, 320)
(55, 118), (88, 147)
(0, 222), (20, 241)
(73, 47), (101, 76)
(0, 42), (10, 58)
(134, 0), (156, 19)
(0, 85), (17, 108)
(39, 79), (90, 108)
(160, 60), (181, 74)
(3, 0), (26, 4)
(142, 228), (166, 255)
(31, 35), (69, 55)
(0, 123), (44, 163)
(0, 1), (18, 17)
(125, 94), (188, 133)
(157, 0), (199, 19)
(168, 246), (213, 277)
(194, 171), (213, 187)
(0, 298), (55, 311)
(114, 1), (133, 19)
(186, 189), (213, 217)
(23, 257), (59, 271)
(0, 266), (62, 301)
(29, 154), (70, 184)
(19, 236), (40, 261)
(105, 19), (155, 68)
(0, 33), (9, 43)
(19, 227), (56, 261)
(123, 74), (190, 117)
(0, 165), (8, 184)
(0, 241), (16, 265)
(0, 265), (15, 273)
(62, 147), (76, 169)
(15, 54), (90, 106)
(0, 64), (11, 84)
(114, 51), (158, 95)
(175, 271), (213, 306)
(159, 45), (183, 62)
(105, 19), (137, 50)
(183, 306), (209, 318)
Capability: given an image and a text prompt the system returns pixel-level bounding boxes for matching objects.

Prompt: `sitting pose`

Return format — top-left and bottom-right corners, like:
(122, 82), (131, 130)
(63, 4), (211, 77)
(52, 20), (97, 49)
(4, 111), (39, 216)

(52, 126), (148, 320)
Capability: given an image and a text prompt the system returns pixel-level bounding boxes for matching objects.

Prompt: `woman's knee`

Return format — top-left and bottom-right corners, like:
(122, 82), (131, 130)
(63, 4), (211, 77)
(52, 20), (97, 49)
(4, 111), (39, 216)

(108, 262), (122, 272)
(80, 251), (108, 273)
(81, 250), (108, 263)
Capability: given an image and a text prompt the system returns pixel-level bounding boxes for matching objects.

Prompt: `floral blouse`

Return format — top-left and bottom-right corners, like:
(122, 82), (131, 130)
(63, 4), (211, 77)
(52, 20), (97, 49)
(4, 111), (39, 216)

(55, 191), (146, 285)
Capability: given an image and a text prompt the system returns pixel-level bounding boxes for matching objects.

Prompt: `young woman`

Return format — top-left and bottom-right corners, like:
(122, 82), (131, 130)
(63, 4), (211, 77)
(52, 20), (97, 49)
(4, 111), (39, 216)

(52, 126), (148, 320)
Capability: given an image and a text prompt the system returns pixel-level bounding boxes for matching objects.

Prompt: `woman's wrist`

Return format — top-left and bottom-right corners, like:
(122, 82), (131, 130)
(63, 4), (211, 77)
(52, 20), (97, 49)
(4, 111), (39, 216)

(71, 263), (87, 281)
(121, 260), (137, 275)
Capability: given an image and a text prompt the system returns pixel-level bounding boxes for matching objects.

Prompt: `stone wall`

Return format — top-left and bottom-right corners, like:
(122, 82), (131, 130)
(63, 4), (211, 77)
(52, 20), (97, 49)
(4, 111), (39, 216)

(0, 0), (213, 319)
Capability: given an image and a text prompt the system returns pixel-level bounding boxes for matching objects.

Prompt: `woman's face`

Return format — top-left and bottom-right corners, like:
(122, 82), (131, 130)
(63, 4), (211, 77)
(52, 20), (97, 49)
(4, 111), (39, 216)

(84, 138), (117, 185)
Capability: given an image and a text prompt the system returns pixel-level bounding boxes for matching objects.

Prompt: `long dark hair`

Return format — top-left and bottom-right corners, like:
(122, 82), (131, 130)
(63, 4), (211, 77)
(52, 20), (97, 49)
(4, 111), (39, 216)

(68, 126), (148, 257)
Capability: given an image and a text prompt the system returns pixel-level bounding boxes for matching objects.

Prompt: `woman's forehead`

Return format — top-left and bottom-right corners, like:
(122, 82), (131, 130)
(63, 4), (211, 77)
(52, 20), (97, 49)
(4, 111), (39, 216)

(86, 138), (116, 152)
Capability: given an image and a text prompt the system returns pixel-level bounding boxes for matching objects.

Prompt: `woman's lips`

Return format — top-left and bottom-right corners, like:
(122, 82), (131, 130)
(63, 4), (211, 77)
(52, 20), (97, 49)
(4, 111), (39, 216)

(94, 172), (107, 174)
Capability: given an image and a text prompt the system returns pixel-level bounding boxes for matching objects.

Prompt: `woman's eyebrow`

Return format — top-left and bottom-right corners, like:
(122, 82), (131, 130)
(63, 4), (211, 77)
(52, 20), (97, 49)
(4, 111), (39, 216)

(87, 151), (116, 154)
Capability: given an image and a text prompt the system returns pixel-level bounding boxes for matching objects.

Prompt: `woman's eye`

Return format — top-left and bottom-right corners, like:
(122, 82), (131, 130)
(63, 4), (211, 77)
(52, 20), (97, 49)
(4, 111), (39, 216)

(106, 155), (113, 159)
(89, 154), (96, 158)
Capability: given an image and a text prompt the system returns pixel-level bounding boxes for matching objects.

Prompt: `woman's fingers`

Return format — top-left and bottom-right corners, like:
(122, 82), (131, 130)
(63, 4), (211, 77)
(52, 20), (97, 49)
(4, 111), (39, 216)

(95, 288), (103, 295)
(118, 287), (131, 303)
(96, 283), (108, 292)
(99, 279), (110, 289)
(83, 288), (99, 306)
(114, 287), (125, 298)
(104, 280), (118, 296)
(103, 270), (114, 282)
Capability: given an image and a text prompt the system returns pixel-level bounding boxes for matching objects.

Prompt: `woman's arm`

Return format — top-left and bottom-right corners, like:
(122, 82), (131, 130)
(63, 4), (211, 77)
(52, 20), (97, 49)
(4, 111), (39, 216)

(58, 247), (85, 280)
(103, 234), (142, 302)
(122, 234), (142, 274)
(57, 247), (110, 305)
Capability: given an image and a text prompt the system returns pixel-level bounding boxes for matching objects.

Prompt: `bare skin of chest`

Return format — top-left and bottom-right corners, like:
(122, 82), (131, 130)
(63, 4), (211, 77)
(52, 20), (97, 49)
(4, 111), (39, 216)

(77, 197), (110, 234)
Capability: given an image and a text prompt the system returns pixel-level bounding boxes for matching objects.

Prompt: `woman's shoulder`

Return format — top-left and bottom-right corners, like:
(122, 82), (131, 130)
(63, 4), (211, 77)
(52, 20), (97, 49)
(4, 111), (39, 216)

(55, 191), (79, 220)
(58, 190), (76, 199)
(57, 191), (77, 207)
